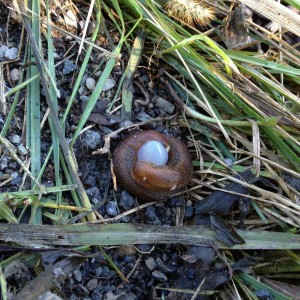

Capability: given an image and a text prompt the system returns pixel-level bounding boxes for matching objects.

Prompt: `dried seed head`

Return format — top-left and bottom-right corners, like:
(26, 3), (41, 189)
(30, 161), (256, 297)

(164, 0), (215, 26)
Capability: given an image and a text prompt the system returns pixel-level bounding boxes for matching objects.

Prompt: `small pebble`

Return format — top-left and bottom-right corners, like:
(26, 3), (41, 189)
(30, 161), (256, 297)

(11, 171), (19, 179)
(136, 112), (152, 122)
(52, 267), (64, 277)
(223, 158), (234, 167)
(95, 267), (102, 277)
(120, 216), (130, 223)
(103, 78), (116, 91)
(105, 201), (118, 216)
(155, 97), (175, 114)
(10, 134), (21, 145)
(145, 206), (161, 225)
(0, 156), (8, 170)
(101, 266), (110, 277)
(73, 269), (82, 282)
(284, 175), (300, 192)
(188, 246), (215, 263)
(156, 257), (173, 272)
(8, 162), (17, 169)
(0, 45), (8, 59)
(140, 74), (149, 82)
(78, 83), (86, 96)
(119, 191), (135, 211)
(5, 47), (18, 60)
(17, 144), (28, 156)
(5, 168), (14, 174)
(136, 244), (152, 252)
(80, 95), (89, 102)
(145, 257), (157, 271)
(152, 270), (167, 281)
(62, 60), (76, 75)
(87, 278), (98, 291)
(86, 187), (101, 203)
(80, 129), (103, 150)
(10, 68), (20, 81)
(78, 20), (85, 31)
(254, 288), (274, 300)
(86, 77), (96, 90)
(170, 197), (183, 207)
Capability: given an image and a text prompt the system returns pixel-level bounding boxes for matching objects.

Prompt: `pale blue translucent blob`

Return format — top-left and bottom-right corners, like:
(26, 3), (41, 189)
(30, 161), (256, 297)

(137, 140), (168, 166)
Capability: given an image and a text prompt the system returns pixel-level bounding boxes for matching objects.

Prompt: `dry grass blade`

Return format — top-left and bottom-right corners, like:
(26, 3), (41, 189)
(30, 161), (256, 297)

(0, 223), (300, 249)
(249, 119), (260, 177)
(240, 0), (300, 36)
(0, 65), (6, 114)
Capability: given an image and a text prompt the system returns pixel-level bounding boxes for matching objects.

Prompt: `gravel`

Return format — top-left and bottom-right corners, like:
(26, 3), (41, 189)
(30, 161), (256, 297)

(5, 47), (18, 60)
(62, 60), (76, 75)
(85, 77), (96, 90)
(102, 78), (116, 91)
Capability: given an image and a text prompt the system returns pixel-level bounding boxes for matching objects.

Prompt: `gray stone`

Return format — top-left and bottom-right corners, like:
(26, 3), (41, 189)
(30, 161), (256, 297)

(80, 130), (102, 150)
(86, 77), (96, 90)
(62, 60), (76, 75)
(145, 257), (157, 271)
(86, 187), (101, 204)
(10, 134), (21, 145)
(224, 158), (234, 167)
(73, 269), (82, 282)
(17, 144), (28, 155)
(136, 112), (152, 122)
(103, 78), (116, 91)
(10, 68), (20, 81)
(0, 156), (8, 170)
(86, 278), (98, 291)
(95, 266), (102, 277)
(145, 206), (161, 225)
(8, 162), (17, 169)
(152, 270), (167, 281)
(155, 97), (175, 114)
(86, 186), (100, 198)
(119, 191), (135, 210)
(106, 201), (118, 217)
(5, 47), (18, 60)
(0, 45), (8, 58)
(188, 246), (215, 263)
(11, 175), (22, 186)
(80, 95), (89, 102)
(285, 175), (300, 192)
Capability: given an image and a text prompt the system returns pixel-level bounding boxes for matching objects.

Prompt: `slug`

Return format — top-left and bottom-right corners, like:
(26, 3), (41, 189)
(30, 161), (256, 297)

(113, 130), (193, 202)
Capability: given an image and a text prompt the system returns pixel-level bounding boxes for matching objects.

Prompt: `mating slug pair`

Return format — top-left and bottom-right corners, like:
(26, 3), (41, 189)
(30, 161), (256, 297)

(113, 130), (193, 202)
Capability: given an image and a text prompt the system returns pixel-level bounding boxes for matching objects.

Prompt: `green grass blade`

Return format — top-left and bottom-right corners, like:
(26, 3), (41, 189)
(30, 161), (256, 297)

(26, 0), (42, 224)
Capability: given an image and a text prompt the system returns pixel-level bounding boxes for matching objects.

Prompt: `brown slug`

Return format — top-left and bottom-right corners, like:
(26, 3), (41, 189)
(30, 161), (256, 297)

(113, 130), (193, 202)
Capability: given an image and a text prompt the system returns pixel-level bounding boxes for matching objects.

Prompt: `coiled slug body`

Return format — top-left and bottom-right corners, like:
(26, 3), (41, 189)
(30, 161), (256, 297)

(113, 130), (193, 202)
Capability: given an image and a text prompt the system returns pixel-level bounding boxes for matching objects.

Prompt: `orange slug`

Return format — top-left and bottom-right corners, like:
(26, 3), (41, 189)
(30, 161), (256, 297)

(113, 130), (193, 202)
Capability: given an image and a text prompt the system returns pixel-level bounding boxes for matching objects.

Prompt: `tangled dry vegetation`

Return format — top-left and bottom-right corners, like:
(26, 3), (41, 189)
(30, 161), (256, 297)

(0, 0), (300, 299)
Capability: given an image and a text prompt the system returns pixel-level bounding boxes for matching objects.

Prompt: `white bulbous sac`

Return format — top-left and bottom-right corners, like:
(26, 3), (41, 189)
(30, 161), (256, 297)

(137, 140), (168, 166)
